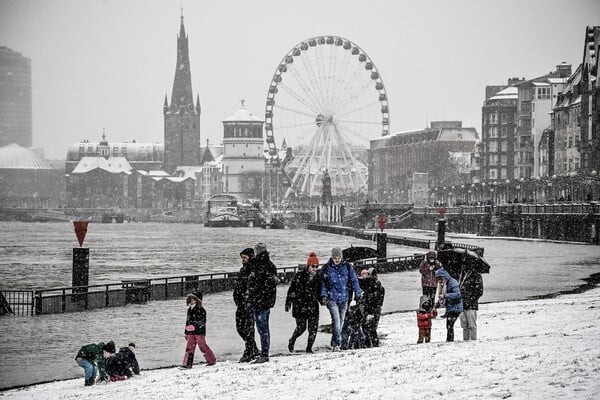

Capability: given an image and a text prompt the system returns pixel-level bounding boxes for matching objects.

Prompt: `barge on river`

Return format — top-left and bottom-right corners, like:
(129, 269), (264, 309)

(204, 194), (263, 227)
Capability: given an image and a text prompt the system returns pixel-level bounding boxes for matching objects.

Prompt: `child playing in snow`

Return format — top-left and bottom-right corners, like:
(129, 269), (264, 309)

(345, 299), (366, 349)
(416, 295), (438, 343)
(181, 291), (217, 368)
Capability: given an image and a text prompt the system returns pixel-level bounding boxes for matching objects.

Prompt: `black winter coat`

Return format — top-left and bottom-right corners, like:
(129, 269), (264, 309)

(247, 252), (278, 311)
(459, 270), (483, 310)
(285, 267), (321, 319)
(359, 277), (385, 315)
(233, 261), (253, 309)
(185, 304), (207, 335)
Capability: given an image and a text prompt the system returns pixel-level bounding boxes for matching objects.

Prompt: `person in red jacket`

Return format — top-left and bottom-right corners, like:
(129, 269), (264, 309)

(416, 295), (438, 343)
(180, 291), (216, 369)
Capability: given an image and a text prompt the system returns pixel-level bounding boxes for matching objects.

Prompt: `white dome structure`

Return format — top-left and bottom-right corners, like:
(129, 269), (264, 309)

(0, 143), (53, 169)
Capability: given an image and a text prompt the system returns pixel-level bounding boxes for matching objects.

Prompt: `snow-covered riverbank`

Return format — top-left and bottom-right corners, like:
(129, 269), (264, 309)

(2, 285), (599, 400)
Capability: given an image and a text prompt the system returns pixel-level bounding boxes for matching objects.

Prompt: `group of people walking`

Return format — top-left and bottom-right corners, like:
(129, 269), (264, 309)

(75, 244), (483, 385)
(234, 244), (386, 363)
(418, 250), (484, 343)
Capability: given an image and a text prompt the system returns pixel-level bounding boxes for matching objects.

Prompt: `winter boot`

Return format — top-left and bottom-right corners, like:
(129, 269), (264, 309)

(288, 338), (295, 353)
(306, 335), (316, 353)
(180, 352), (194, 369)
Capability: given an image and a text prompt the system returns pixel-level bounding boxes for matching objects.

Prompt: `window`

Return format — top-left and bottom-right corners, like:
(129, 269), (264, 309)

(501, 155), (507, 165)
(489, 154), (498, 165)
(501, 113), (508, 124)
(488, 169), (497, 179)
(501, 141), (508, 152)
(490, 126), (498, 138)
(489, 141), (498, 152)
(536, 87), (550, 99)
(489, 113), (498, 124)
(501, 126), (508, 137)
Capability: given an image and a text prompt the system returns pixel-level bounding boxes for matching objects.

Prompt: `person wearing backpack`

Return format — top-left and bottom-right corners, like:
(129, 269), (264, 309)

(320, 247), (362, 351)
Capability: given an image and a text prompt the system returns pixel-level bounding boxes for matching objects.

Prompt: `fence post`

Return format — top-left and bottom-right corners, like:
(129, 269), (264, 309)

(33, 290), (41, 316)
(105, 285), (110, 307)
(61, 289), (66, 313)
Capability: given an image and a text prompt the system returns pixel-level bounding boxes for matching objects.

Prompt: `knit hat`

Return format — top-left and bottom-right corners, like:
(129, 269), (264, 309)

(306, 252), (320, 266)
(102, 341), (116, 354)
(240, 247), (254, 257)
(331, 247), (343, 258)
(254, 242), (267, 256)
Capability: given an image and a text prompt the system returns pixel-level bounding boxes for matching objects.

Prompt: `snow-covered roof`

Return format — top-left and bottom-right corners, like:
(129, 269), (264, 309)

(0, 143), (53, 169)
(175, 166), (203, 180)
(488, 86), (518, 100)
(223, 107), (263, 122)
(71, 156), (132, 174)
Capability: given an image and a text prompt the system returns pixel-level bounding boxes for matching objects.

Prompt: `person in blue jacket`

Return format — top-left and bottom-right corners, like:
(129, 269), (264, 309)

(320, 247), (362, 351)
(434, 268), (463, 342)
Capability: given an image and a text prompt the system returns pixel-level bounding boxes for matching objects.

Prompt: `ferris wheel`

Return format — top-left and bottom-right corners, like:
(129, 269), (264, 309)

(264, 35), (390, 198)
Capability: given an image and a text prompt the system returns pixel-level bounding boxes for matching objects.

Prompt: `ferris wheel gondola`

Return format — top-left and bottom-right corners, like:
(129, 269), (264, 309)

(264, 35), (390, 198)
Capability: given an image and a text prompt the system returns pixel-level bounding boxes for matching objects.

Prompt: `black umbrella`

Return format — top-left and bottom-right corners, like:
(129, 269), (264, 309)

(437, 247), (491, 279)
(342, 246), (379, 262)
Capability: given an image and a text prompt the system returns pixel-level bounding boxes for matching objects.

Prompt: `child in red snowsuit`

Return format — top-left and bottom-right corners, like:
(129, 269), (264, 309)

(181, 291), (217, 368)
(416, 295), (438, 343)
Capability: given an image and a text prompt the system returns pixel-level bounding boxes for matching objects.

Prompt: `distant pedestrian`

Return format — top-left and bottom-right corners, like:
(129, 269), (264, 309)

(180, 291), (216, 369)
(285, 251), (322, 354)
(74, 341), (111, 386)
(459, 270), (484, 340)
(419, 250), (441, 306)
(320, 247), (362, 351)
(435, 269), (463, 342)
(117, 343), (140, 377)
(234, 248), (260, 362)
(247, 242), (278, 363)
(416, 295), (438, 343)
(359, 267), (385, 347)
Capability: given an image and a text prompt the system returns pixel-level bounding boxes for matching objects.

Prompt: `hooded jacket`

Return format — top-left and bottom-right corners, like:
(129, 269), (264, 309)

(435, 268), (463, 313)
(320, 258), (362, 302)
(416, 295), (437, 328)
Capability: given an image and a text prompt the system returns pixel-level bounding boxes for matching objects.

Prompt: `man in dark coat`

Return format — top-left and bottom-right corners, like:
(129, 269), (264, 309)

(285, 251), (322, 353)
(459, 270), (484, 340)
(247, 242), (278, 363)
(234, 248), (260, 362)
(359, 267), (385, 347)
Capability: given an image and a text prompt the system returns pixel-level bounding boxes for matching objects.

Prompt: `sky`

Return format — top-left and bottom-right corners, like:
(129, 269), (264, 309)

(2, 284), (599, 399)
(0, 0), (598, 160)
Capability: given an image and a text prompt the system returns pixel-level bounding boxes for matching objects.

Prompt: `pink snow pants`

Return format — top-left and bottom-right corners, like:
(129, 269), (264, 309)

(183, 334), (216, 366)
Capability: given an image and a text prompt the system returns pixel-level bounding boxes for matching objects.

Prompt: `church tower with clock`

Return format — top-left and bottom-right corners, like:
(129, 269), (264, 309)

(163, 13), (201, 174)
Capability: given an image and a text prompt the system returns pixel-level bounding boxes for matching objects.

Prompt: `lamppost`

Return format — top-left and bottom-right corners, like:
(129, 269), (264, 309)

(505, 179), (510, 204)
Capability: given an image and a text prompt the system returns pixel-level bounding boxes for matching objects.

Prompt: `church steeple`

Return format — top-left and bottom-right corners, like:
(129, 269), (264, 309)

(163, 11), (201, 173)
(170, 11), (194, 110)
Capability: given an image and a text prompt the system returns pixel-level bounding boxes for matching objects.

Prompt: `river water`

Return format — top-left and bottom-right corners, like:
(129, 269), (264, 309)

(0, 222), (599, 389)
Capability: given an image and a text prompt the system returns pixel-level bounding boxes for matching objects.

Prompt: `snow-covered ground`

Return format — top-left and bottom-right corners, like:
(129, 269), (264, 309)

(2, 285), (599, 400)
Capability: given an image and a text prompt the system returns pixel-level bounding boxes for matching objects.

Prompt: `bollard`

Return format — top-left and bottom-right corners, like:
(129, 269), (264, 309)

(376, 233), (387, 259)
(72, 221), (90, 303)
(72, 247), (89, 300)
(436, 207), (446, 250)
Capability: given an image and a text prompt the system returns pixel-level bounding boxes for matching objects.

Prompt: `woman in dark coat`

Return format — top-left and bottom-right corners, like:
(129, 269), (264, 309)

(285, 252), (322, 353)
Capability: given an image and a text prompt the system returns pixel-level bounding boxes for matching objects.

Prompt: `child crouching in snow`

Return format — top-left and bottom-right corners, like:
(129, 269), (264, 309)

(181, 291), (217, 369)
(416, 295), (437, 343)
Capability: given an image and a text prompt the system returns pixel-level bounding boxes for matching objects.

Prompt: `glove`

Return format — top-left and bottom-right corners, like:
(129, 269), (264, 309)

(320, 296), (329, 306)
(285, 304), (290, 312)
